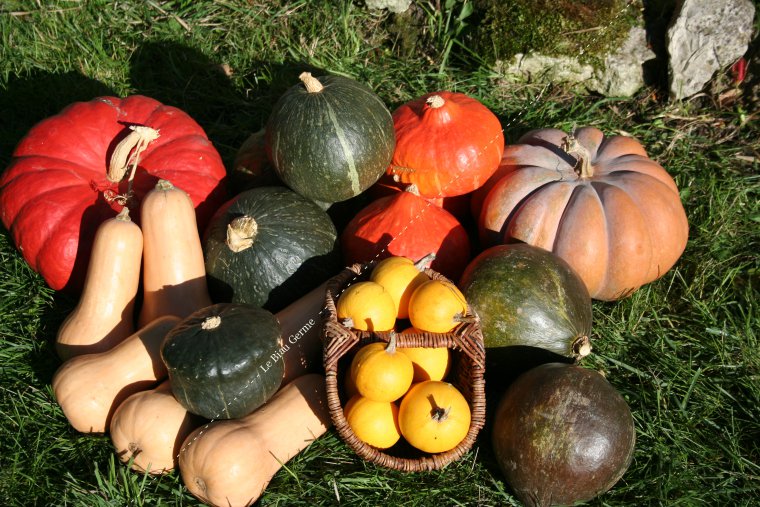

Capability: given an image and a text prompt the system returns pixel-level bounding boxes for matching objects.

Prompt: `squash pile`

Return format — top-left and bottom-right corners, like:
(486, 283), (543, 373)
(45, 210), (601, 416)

(335, 255), (473, 456)
(0, 69), (692, 506)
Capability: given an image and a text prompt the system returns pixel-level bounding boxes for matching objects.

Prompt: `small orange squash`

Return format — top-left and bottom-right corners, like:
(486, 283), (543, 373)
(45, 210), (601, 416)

(398, 380), (471, 453)
(56, 207), (143, 360)
(408, 279), (468, 333)
(399, 329), (452, 382)
(179, 374), (331, 507)
(344, 395), (401, 449)
(138, 179), (212, 327)
(349, 333), (414, 402)
(52, 316), (180, 433)
(110, 380), (205, 474)
(335, 281), (397, 332)
(369, 254), (433, 319)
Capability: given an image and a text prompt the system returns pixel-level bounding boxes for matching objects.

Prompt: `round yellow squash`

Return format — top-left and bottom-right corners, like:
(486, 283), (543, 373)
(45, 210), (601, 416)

(399, 380), (471, 454)
(399, 329), (451, 382)
(349, 334), (413, 402)
(369, 254), (432, 319)
(408, 279), (468, 333)
(336, 281), (396, 332)
(344, 395), (401, 449)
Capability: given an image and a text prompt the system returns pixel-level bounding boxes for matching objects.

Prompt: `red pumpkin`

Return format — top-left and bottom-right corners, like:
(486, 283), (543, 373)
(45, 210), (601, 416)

(367, 173), (472, 222)
(341, 185), (471, 280)
(479, 127), (689, 300)
(0, 95), (227, 292)
(387, 91), (504, 199)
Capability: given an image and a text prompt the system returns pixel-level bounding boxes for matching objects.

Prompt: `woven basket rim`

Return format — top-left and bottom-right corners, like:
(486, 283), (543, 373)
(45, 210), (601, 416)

(322, 262), (486, 472)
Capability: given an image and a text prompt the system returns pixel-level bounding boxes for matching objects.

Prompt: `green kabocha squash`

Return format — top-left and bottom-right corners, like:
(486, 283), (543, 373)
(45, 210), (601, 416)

(203, 186), (340, 312)
(161, 303), (285, 419)
(266, 72), (395, 204)
(459, 244), (592, 372)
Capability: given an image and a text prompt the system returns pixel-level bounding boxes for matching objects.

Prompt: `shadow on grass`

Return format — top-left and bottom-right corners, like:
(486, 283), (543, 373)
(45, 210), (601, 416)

(128, 39), (326, 177)
(0, 71), (116, 167)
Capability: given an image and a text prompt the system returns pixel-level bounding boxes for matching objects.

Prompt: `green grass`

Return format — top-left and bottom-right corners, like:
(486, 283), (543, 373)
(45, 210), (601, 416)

(1, 0), (758, 505)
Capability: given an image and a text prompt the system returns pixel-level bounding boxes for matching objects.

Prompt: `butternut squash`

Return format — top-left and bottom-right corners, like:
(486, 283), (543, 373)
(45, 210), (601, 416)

(110, 380), (205, 474)
(138, 179), (212, 327)
(277, 282), (327, 384)
(56, 207), (143, 360)
(52, 316), (180, 433)
(179, 374), (331, 507)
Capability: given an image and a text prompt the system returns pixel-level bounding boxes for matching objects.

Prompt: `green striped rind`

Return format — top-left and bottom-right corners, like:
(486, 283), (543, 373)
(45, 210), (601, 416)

(203, 186), (340, 312)
(161, 303), (284, 420)
(458, 243), (592, 358)
(266, 74), (395, 203)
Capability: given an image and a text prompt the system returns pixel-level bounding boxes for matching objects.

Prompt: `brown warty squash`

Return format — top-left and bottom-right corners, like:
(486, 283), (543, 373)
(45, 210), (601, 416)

(478, 127), (689, 300)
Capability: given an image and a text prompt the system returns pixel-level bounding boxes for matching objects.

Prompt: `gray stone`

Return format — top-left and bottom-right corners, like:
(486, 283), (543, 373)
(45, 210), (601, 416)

(365, 0), (412, 13)
(496, 27), (654, 97)
(667, 0), (756, 100)
(590, 27), (655, 97)
(499, 53), (595, 86)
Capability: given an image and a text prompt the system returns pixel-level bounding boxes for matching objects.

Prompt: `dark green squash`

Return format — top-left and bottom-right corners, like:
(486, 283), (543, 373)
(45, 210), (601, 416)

(266, 72), (395, 204)
(161, 303), (285, 420)
(458, 243), (592, 361)
(491, 363), (636, 507)
(203, 186), (340, 312)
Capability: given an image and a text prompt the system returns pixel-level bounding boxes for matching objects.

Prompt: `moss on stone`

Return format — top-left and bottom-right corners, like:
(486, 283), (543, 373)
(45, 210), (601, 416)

(473, 0), (641, 66)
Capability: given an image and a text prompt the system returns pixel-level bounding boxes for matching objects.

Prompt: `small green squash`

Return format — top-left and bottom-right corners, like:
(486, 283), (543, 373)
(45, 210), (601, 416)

(458, 244), (592, 361)
(161, 303), (285, 420)
(266, 72), (395, 204)
(203, 186), (340, 312)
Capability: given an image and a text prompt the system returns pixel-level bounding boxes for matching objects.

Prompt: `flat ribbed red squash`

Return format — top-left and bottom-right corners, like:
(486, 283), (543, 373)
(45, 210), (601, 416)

(341, 185), (471, 281)
(0, 95), (227, 292)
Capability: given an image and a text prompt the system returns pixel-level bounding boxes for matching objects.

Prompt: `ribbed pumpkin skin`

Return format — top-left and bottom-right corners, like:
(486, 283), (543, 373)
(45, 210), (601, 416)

(161, 303), (284, 420)
(341, 189), (471, 281)
(388, 91), (504, 198)
(203, 186), (340, 312)
(0, 95), (227, 292)
(266, 74), (395, 203)
(458, 244), (591, 359)
(478, 127), (689, 301)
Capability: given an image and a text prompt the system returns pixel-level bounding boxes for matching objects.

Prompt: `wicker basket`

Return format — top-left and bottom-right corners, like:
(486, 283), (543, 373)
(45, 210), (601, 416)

(322, 262), (486, 472)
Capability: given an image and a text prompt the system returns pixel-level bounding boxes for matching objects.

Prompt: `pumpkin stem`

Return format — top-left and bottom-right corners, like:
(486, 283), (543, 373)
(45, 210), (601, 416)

(385, 331), (398, 354)
(107, 125), (160, 183)
(453, 313), (477, 324)
(413, 253), (436, 270)
(405, 184), (421, 196)
(426, 95), (445, 109)
(201, 316), (222, 330)
(226, 215), (259, 253)
(572, 335), (592, 359)
(155, 179), (175, 192)
(299, 72), (324, 93)
(562, 133), (594, 178)
(427, 394), (451, 422)
(115, 206), (132, 221)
